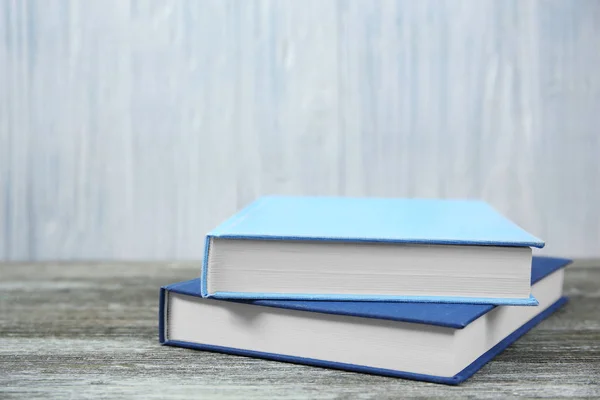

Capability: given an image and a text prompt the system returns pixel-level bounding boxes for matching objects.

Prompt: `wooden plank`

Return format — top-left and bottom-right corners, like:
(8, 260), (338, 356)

(1, 261), (598, 398)
(1, 1), (600, 261)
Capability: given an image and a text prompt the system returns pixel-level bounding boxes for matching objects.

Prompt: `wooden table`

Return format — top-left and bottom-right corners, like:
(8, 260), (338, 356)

(1, 261), (599, 399)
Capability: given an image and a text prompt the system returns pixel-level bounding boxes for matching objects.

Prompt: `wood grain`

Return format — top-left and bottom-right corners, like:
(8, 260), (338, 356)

(1, 1), (600, 261)
(1, 261), (599, 399)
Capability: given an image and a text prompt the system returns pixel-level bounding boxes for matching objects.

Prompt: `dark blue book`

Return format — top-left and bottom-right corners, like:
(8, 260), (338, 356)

(202, 196), (543, 305)
(160, 256), (569, 385)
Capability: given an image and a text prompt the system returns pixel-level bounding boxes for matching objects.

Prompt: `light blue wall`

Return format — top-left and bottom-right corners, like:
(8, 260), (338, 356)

(1, 0), (599, 260)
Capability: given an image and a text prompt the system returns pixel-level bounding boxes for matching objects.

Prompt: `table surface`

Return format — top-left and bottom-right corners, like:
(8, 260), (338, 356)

(1, 261), (599, 399)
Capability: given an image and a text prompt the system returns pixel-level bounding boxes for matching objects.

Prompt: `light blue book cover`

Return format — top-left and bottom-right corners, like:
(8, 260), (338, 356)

(201, 196), (544, 304)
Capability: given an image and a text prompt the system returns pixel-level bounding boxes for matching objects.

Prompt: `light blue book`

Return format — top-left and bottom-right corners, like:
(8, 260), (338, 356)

(201, 196), (544, 305)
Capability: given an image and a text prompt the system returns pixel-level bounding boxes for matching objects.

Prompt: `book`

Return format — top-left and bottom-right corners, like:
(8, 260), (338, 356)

(201, 196), (544, 304)
(161, 256), (570, 384)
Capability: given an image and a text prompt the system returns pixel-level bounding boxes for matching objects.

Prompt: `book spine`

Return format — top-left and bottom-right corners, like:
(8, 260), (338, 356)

(201, 235), (212, 297)
(158, 287), (167, 343)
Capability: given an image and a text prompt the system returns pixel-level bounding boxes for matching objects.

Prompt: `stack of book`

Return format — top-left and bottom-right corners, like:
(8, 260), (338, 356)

(159, 196), (570, 384)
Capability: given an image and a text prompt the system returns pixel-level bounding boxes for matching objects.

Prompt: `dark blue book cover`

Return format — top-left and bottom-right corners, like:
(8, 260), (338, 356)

(160, 256), (570, 384)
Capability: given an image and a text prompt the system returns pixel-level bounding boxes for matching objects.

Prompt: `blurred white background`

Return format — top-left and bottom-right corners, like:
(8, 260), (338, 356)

(1, 0), (599, 261)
